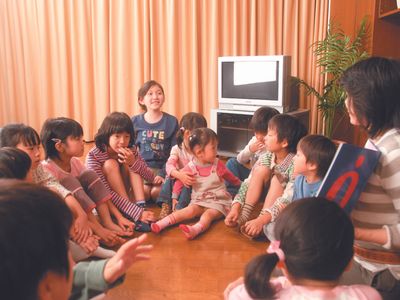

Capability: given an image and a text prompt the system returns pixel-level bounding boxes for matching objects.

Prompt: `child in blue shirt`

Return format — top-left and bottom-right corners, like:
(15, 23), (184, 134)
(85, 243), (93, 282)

(132, 80), (179, 203)
(263, 134), (337, 240)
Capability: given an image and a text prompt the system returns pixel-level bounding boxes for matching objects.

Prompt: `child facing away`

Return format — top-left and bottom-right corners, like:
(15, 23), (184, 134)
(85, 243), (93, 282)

(225, 106), (279, 196)
(132, 80), (179, 202)
(86, 112), (156, 232)
(40, 117), (135, 246)
(225, 114), (307, 238)
(224, 197), (382, 300)
(0, 147), (32, 180)
(156, 112), (207, 219)
(0, 123), (102, 258)
(151, 128), (241, 239)
(262, 134), (337, 240)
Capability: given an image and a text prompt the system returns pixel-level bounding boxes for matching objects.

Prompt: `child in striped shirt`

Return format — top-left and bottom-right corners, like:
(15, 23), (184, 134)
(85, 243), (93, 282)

(86, 112), (156, 232)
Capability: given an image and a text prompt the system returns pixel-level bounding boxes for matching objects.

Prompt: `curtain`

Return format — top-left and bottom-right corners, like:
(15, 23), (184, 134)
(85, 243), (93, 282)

(0, 0), (329, 139)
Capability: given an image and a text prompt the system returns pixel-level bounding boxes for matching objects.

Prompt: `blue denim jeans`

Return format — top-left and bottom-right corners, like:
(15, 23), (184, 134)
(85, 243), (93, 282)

(156, 177), (191, 210)
(225, 157), (251, 197)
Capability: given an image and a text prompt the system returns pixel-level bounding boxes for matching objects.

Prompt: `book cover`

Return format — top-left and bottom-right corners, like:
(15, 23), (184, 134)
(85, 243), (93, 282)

(316, 143), (381, 214)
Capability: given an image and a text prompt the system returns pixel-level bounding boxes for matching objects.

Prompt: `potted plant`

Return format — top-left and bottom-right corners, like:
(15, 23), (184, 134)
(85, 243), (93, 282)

(299, 18), (369, 137)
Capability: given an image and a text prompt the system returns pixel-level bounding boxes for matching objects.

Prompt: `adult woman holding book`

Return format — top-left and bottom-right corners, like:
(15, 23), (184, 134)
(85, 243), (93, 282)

(340, 57), (400, 300)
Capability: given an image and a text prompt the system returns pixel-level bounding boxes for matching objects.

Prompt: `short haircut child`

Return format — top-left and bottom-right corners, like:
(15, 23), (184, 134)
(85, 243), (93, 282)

(95, 112), (135, 152)
(340, 57), (400, 138)
(298, 135), (337, 178)
(268, 114), (308, 153)
(0, 147), (31, 179)
(249, 106), (280, 133)
(0, 180), (72, 299)
(176, 112), (207, 148)
(0, 123), (40, 147)
(188, 127), (218, 152)
(40, 117), (83, 159)
(137, 80), (165, 111)
(244, 197), (354, 299)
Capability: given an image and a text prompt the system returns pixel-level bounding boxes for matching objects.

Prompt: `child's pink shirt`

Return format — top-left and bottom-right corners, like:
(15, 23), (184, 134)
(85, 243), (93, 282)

(42, 157), (86, 180)
(172, 159), (241, 196)
(226, 276), (382, 300)
(165, 144), (193, 177)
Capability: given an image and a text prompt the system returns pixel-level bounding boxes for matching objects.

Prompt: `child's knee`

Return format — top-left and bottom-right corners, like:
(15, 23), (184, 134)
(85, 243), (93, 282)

(102, 159), (119, 174)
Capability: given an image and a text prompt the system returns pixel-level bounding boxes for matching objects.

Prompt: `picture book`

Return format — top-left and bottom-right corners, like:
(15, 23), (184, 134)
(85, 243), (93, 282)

(316, 142), (381, 214)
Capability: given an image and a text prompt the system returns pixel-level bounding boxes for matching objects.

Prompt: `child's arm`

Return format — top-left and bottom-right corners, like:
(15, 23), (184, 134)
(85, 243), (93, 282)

(217, 160), (241, 186)
(171, 165), (192, 198)
(127, 148), (155, 183)
(236, 136), (262, 165)
(262, 179), (295, 223)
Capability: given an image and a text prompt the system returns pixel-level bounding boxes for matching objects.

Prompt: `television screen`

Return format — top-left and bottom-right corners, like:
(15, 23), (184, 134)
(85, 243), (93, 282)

(221, 61), (279, 100)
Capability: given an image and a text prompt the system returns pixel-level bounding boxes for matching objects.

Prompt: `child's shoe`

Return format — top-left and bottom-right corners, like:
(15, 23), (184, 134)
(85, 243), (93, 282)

(158, 203), (171, 219)
(134, 220), (151, 232)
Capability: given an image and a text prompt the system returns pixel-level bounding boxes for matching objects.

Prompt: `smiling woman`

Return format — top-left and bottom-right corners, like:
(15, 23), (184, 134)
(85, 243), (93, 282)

(0, 0), (329, 139)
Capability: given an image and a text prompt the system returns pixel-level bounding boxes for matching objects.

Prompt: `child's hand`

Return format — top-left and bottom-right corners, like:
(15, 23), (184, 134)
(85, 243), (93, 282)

(73, 215), (92, 243)
(117, 216), (135, 233)
(140, 210), (156, 223)
(178, 170), (195, 187)
(118, 147), (137, 166)
(103, 234), (153, 284)
(225, 203), (241, 227)
(153, 175), (164, 185)
(249, 139), (265, 153)
(79, 234), (100, 254)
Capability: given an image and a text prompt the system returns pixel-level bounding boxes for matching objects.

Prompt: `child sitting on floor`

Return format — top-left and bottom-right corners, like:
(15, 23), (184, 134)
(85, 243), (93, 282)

(151, 128), (241, 239)
(224, 197), (381, 300)
(132, 80), (179, 202)
(262, 134), (336, 240)
(86, 112), (156, 232)
(0, 147), (32, 180)
(0, 123), (101, 258)
(225, 106), (279, 196)
(40, 117), (135, 245)
(156, 112), (207, 219)
(225, 114), (307, 238)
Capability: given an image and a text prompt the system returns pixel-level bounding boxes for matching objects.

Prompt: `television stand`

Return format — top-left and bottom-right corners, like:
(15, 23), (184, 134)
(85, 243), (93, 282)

(210, 108), (310, 158)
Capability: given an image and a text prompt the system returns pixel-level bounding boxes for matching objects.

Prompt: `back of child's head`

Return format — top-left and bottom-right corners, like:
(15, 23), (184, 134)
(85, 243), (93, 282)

(188, 127), (218, 152)
(0, 180), (72, 299)
(137, 80), (165, 111)
(249, 106), (280, 133)
(244, 197), (354, 299)
(95, 112), (135, 152)
(176, 112), (208, 148)
(268, 114), (308, 153)
(40, 117), (83, 159)
(340, 57), (400, 138)
(0, 123), (40, 148)
(0, 147), (31, 180)
(298, 135), (337, 178)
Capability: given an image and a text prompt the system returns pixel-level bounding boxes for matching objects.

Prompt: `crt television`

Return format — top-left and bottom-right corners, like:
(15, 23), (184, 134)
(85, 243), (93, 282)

(218, 55), (296, 112)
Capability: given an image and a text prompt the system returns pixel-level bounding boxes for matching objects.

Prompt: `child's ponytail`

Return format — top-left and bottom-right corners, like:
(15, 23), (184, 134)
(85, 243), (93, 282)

(176, 112), (207, 149)
(244, 253), (279, 299)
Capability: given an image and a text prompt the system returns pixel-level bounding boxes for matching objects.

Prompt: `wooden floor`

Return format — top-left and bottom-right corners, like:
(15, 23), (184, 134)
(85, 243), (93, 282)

(106, 204), (267, 300)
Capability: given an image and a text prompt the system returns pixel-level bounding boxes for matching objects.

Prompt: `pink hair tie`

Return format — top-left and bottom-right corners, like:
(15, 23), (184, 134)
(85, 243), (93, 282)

(180, 127), (185, 131)
(267, 240), (285, 262)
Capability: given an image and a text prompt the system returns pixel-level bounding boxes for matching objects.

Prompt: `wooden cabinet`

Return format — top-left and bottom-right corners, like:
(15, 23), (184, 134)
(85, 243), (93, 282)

(379, 0), (400, 18)
(329, 0), (400, 145)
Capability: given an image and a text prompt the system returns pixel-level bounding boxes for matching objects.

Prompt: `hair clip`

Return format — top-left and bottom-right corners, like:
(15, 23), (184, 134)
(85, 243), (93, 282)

(180, 127), (185, 132)
(189, 134), (196, 141)
(266, 240), (285, 262)
(51, 138), (61, 144)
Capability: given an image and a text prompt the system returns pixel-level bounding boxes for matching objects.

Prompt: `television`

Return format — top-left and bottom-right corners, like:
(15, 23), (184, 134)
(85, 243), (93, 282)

(218, 55), (296, 112)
